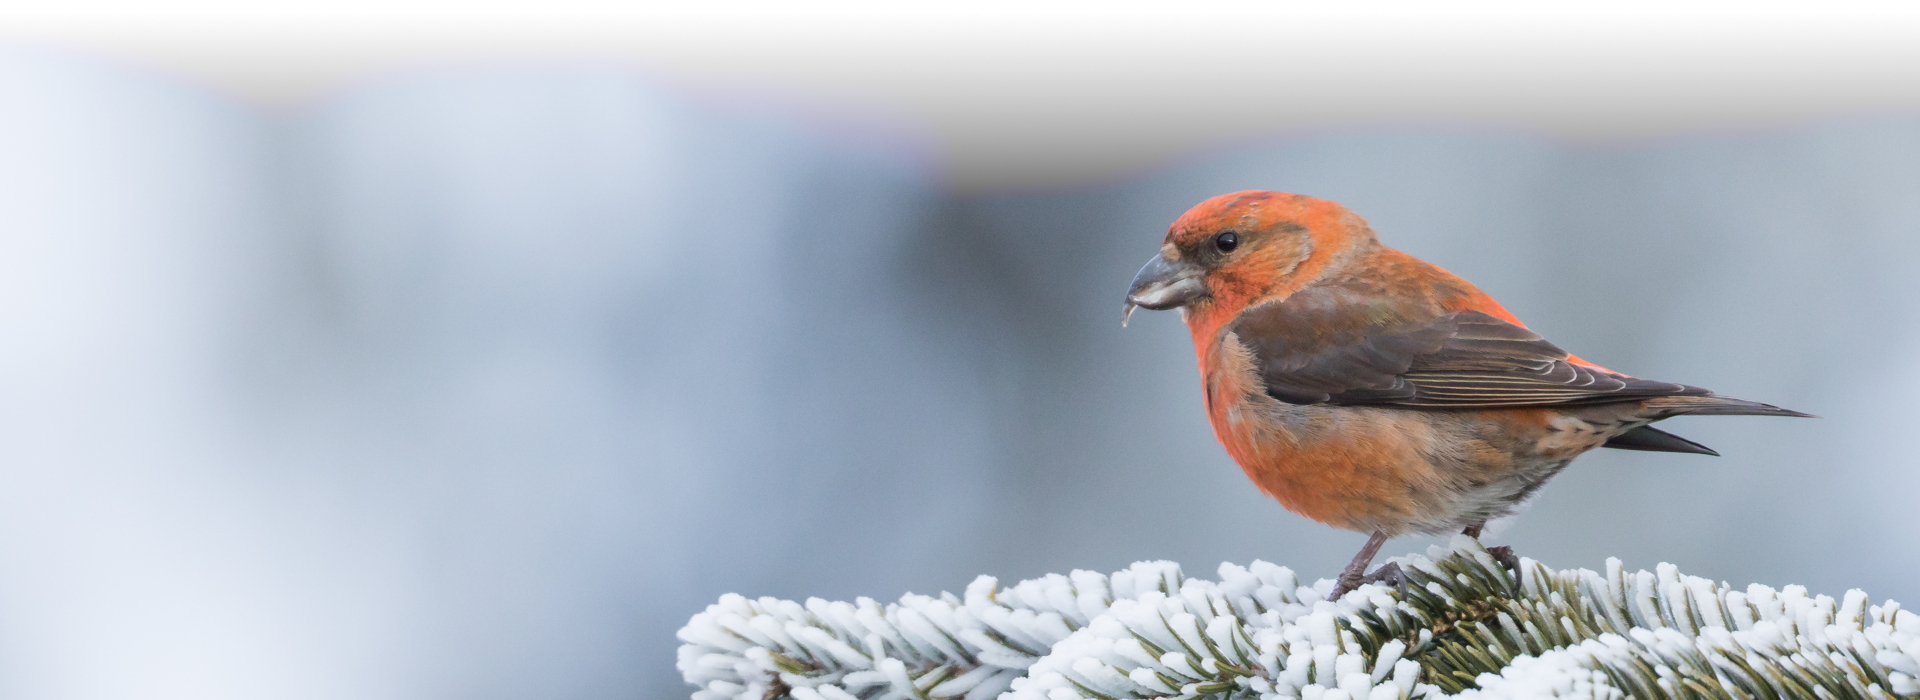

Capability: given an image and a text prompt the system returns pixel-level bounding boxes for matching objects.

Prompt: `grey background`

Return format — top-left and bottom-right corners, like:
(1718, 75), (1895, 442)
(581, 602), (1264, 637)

(0, 51), (1913, 699)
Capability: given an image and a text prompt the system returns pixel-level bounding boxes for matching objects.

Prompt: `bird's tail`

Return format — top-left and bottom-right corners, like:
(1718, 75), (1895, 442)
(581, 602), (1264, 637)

(1639, 395), (1815, 419)
(1599, 395), (1810, 456)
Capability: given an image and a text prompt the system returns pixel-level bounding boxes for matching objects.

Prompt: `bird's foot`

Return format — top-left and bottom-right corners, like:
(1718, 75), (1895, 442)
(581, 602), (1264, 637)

(1330, 571), (1364, 600)
(1330, 531), (1392, 599)
(1483, 545), (1523, 590)
(1363, 562), (1409, 597)
(1486, 545), (1520, 574)
(1332, 562), (1408, 599)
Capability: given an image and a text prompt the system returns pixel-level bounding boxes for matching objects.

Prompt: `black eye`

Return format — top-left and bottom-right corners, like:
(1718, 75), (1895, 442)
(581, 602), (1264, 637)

(1213, 231), (1239, 253)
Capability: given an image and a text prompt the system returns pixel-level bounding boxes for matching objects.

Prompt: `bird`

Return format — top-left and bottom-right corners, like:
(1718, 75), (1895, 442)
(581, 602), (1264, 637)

(1122, 191), (1809, 598)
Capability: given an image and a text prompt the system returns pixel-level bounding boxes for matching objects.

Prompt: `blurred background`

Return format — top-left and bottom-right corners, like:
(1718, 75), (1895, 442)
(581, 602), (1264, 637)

(1, 2), (1917, 698)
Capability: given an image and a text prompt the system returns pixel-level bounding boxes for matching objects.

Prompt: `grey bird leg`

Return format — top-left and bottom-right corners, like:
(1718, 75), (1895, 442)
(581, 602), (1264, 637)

(1461, 522), (1521, 580)
(1332, 531), (1389, 599)
(1486, 546), (1521, 575)
(1360, 561), (1408, 596)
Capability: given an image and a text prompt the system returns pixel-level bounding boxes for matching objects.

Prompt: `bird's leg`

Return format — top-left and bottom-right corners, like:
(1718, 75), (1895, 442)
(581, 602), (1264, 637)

(1359, 562), (1409, 597)
(1331, 531), (1389, 599)
(1486, 546), (1521, 575)
(1461, 522), (1519, 581)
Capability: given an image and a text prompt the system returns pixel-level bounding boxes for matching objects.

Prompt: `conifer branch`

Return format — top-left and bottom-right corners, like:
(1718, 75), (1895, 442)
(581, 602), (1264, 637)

(678, 539), (1920, 700)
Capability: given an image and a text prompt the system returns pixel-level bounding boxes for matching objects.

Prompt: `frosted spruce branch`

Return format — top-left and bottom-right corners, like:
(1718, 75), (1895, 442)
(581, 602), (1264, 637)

(677, 538), (1920, 700)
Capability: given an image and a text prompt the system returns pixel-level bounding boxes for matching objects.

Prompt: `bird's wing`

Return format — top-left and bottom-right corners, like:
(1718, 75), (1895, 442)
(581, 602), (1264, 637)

(1225, 286), (1707, 407)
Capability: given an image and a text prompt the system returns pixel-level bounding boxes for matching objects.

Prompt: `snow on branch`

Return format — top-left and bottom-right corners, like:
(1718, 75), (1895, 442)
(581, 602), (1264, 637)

(677, 538), (1920, 700)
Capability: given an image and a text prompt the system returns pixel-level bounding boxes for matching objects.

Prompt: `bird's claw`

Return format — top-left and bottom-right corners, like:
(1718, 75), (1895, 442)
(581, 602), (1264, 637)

(1331, 562), (1409, 599)
(1330, 569), (1363, 599)
(1363, 562), (1410, 598)
(1485, 545), (1523, 589)
(1486, 545), (1520, 573)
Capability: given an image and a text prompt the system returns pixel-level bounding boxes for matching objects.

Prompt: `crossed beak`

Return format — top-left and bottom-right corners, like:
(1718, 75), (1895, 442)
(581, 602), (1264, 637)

(1123, 253), (1207, 326)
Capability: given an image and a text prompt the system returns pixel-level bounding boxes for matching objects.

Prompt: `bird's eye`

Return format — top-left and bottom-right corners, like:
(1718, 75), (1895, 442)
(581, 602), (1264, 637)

(1214, 231), (1239, 253)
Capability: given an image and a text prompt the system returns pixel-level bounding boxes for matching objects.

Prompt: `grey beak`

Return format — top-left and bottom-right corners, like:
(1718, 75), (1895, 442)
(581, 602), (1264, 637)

(1123, 253), (1206, 326)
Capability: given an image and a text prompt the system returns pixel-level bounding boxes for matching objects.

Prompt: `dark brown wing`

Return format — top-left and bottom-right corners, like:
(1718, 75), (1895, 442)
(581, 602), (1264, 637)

(1225, 287), (1707, 408)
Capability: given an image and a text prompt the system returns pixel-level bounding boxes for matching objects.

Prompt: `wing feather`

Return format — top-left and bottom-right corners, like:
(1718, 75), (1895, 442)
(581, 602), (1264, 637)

(1226, 286), (1706, 408)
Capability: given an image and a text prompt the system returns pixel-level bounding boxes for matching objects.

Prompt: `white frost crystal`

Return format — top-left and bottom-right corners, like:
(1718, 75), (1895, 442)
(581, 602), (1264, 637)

(679, 538), (1920, 699)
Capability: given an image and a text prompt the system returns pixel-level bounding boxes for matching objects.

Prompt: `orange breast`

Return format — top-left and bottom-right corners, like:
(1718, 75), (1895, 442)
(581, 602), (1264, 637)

(1198, 331), (1440, 534)
(1198, 329), (1559, 536)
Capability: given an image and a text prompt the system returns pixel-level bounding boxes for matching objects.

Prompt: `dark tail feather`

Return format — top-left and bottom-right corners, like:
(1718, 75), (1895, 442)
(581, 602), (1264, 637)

(1639, 395), (1816, 418)
(1603, 425), (1719, 456)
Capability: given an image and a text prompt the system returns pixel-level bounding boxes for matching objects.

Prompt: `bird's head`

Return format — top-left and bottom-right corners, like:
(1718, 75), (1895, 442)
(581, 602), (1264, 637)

(1123, 191), (1375, 329)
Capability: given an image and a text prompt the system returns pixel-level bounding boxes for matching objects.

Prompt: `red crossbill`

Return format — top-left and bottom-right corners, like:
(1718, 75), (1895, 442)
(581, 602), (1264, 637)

(1124, 191), (1809, 597)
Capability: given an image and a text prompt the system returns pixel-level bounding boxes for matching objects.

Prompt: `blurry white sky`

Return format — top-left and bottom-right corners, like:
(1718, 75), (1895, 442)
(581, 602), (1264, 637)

(6, 1), (1920, 190)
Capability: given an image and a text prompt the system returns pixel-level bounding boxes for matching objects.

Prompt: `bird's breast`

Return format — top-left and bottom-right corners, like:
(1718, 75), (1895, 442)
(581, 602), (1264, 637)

(1196, 330), (1569, 536)
(1200, 331), (1428, 533)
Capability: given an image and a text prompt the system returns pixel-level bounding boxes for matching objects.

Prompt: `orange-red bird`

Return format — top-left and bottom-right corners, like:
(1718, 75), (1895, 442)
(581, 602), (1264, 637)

(1123, 191), (1808, 596)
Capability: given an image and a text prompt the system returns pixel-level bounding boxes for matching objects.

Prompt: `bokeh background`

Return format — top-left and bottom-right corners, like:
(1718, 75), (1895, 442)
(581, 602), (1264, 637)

(1, 4), (1918, 699)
